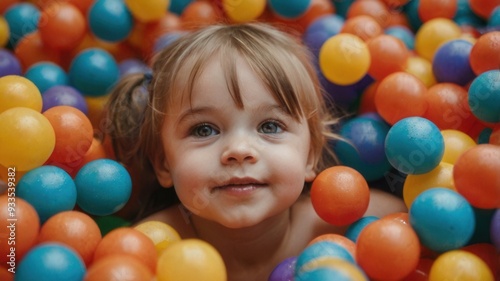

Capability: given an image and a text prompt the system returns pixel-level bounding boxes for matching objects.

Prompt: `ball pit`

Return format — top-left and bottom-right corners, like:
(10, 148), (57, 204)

(1, 0), (500, 280)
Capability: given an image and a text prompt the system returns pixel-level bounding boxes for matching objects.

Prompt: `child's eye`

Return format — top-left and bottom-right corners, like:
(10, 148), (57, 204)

(259, 120), (284, 134)
(191, 123), (219, 137)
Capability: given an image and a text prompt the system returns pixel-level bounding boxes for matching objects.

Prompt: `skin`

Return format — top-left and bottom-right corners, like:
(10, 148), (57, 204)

(142, 55), (407, 281)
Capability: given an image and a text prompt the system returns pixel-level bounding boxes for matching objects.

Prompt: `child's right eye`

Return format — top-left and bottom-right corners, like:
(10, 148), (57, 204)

(191, 123), (219, 138)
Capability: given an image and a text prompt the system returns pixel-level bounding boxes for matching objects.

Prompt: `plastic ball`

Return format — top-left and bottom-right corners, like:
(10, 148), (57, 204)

(385, 117), (445, 175)
(88, 0), (133, 42)
(468, 70), (500, 123)
(153, 31), (186, 54)
(169, 0), (192, 15)
(294, 0), (336, 32)
(268, 0), (311, 19)
(477, 127), (493, 144)
(269, 256), (297, 281)
(418, 0), (457, 22)
(308, 234), (357, 258)
(404, 258), (434, 281)
(469, 0), (499, 19)
(384, 25), (415, 50)
(367, 34), (409, 81)
(432, 39), (476, 86)
(402, 161), (455, 208)
(66, 0), (97, 15)
(462, 243), (499, 279)
(38, 2), (86, 50)
(134, 221), (182, 255)
(429, 250), (494, 281)
(333, 116), (392, 182)
(0, 49), (22, 77)
(404, 56), (436, 88)
(14, 31), (62, 71)
(0, 75), (42, 113)
(340, 15), (383, 41)
(180, 1), (222, 30)
(0, 267), (13, 281)
(222, 0), (266, 23)
(85, 254), (154, 281)
(15, 243), (86, 281)
(488, 6), (500, 29)
(68, 48), (120, 97)
(0, 107), (55, 171)
(374, 72), (428, 125)
(0, 16), (9, 47)
(74, 158), (132, 216)
(346, 0), (391, 28)
(344, 216), (379, 243)
(414, 18), (462, 61)
(0, 195), (40, 264)
(491, 209), (500, 250)
(453, 144), (500, 209)
(118, 58), (151, 77)
(94, 215), (131, 236)
(124, 0), (169, 22)
(295, 259), (368, 281)
(42, 85), (88, 114)
(4, 3), (40, 47)
(441, 129), (476, 164)
(295, 241), (355, 274)
(310, 166), (370, 226)
(157, 238), (227, 281)
(319, 33), (371, 86)
(302, 14), (344, 57)
(17, 165), (77, 222)
(24, 62), (69, 94)
(356, 218), (420, 281)
(37, 210), (102, 265)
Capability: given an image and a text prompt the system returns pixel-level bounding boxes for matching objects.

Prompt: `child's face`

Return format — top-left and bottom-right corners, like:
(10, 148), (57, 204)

(154, 55), (316, 229)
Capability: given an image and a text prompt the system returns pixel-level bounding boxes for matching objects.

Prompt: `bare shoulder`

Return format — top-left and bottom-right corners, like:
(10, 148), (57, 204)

(365, 188), (408, 218)
(134, 203), (197, 238)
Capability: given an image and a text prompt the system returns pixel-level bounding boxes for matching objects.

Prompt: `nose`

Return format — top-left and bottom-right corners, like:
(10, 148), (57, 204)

(220, 133), (258, 165)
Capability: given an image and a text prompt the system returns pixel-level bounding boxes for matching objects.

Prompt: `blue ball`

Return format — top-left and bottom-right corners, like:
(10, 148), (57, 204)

(409, 187), (475, 252)
(15, 243), (86, 281)
(268, 0), (311, 19)
(344, 216), (379, 242)
(88, 0), (133, 42)
(42, 85), (88, 114)
(303, 15), (344, 57)
(384, 25), (415, 50)
(385, 117), (444, 175)
(0, 49), (22, 76)
(4, 3), (40, 47)
(477, 127), (492, 144)
(488, 6), (500, 29)
(295, 267), (357, 281)
(269, 256), (297, 281)
(24, 62), (69, 93)
(295, 241), (355, 274)
(69, 48), (120, 97)
(468, 70), (500, 123)
(75, 159), (132, 216)
(403, 0), (422, 31)
(169, 0), (193, 15)
(334, 116), (392, 182)
(17, 166), (77, 223)
(432, 39), (476, 86)
(332, 0), (354, 19)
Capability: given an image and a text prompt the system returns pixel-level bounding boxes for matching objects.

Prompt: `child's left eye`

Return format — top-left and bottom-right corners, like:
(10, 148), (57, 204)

(259, 121), (284, 134)
(191, 123), (219, 137)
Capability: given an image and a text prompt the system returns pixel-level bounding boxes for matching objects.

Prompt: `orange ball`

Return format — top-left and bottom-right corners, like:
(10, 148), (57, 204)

(367, 34), (409, 81)
(340, 15), (383, 41)
(0, 266), (13, 281)
(85, 254), (153, 281)
(374, 72), (428, 125)
(308, 233), (357, 259)
(13, 31), (62, 71)
(469, 0), (500, 19)
(37, 210), (102, 265)
(0, 0), (18, 14)
(311, 166), (370, 226)
(93, 227), (157, 274)
(347, 0), (392, 28)
(358, 81), (379, 114)
(418, 0), (457, 22)
(469, 31), (500, 75)
(356, 218), (420, 281)
(490, 124), (500, 145)
(181, 1), (223, 30)
(453, 144), (500, 209)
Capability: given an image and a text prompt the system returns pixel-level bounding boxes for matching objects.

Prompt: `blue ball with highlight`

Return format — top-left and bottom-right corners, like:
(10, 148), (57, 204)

(25, 62), (69, 93)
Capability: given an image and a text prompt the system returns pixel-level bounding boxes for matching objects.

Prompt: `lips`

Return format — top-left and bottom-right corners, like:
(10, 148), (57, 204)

(213, 177), (266, 192)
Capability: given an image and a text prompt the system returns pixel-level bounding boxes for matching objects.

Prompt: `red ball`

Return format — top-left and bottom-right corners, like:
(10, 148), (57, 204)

(311, 166), (370, 226)
(85, 254), (153, 281)
(469, 31), (500, 75)
(418, 0), (457, 22)
(367, 34), (410, 81)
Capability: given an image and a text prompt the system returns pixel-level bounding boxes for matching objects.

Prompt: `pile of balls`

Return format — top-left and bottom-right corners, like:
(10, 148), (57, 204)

(1, 0), (500, 280)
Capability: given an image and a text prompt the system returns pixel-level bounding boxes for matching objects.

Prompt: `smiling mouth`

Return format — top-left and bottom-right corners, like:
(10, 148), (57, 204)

(213, 178), (267, 193)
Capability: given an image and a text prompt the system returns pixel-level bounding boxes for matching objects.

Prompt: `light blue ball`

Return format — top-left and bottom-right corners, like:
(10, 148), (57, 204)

(15, 243), (86, 281)
(385, 117), (444, 175)
(17, 166), (77, 223)
(4, 3), (40, 47)
(468, 70), (500, 123)
(69, 48), (119, 97)
(295, 267), (360, 281)
(25, 62), (69, 93)
(88, 0), (133, 42)
(268, 0), (311, 19)
(75, 159), (132, 216)
(295, 241), (355, 275)
(385, 26), (415, 50)
(345, 216), (379, 242)
(409, 187), (475, 252)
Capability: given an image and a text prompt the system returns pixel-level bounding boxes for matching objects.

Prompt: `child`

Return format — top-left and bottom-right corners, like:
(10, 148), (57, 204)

(105, 23), (406, 281)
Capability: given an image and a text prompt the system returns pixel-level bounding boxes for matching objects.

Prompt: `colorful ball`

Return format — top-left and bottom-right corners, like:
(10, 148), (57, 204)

(85, 254), (154, 281)
(404, 56), (436, 88)
(469, 0), (499, 19)
(384, 25), (415, 50)
(453, 144), (500, 209)
(0, 16), (9, 47)
(367, 34), (410, 81)
(88, 0), (133, 42)
(340, 15), (383, 42)
(124, 0), (169, 22)
(169, 0), (192, 15)
(418, 0), (457, 22)
(344, 216), (379, 243)
(0, 75), (42, 113)
(441, 129), (476, 164)
(468, 70), (500, 123)
(409, 188), (475, 252)
(432, 39), (476, 86)
(302, 14), (344, 57)
(0, 107), (55, 171)
(68, 48), (120, 97)
(295, 259), (368, 281)
(14, 31), (62, 71)
(0, 49), (21, 76)
(269, 256), (297, 281)
(491, 209), (500, 250)
(308, 233), (357, 258)
(310, 166), (370, 226)
(118, 58), (151, 77)
(414, 18), (462, 61)
(15, 243), (86, 281)
(429, 250), (494, 281)
(41, 85), (88, 114)
(74, 158), (132, 216)
(24, 62), (69, 94)
(319, 33), (371, 86)
(3, 3), (40, 47)
(295, 241), (355, 274)
(268, 0), (311, 19)
(222, 0), (266, 23)
(385, 117), (445, 174)
(134, 221), (182, 255)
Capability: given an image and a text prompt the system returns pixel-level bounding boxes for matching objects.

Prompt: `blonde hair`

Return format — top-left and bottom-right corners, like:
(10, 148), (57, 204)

(106, 23), (340, 183)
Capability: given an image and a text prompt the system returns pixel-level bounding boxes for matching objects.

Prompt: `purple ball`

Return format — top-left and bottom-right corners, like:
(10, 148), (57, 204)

(268, 256), (296, 281)
(42, 85), (88, 114)
(118, 58), (151, 77)
(490, 209), (500, 250)
(0, 49), (22, 77)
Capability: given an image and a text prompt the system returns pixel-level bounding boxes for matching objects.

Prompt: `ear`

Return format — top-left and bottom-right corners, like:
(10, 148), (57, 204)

(304, 148), (317, 182)
(151, 154), (173, 188)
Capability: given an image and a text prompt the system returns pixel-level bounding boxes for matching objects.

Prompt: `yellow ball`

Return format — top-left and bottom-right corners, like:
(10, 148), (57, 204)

(415, 18), (462, 61)
(403, 161), (455, 208)
(157, 239), (227, 281)
(85, 94), (109, 129)
(134, 221), (181, 255)
(319, 34), (371, 86)
(404, 56), (437, 88)
(223, 0), (267, 23)
(124, 0), (169, 22)
(429, 250), (494, 281)
(0, 107), (55, 171)
(441, 129), (476, 165)
(0, 16), (9, 47)
(300, 257), (368, 280)
(0, 75), (42, 114)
